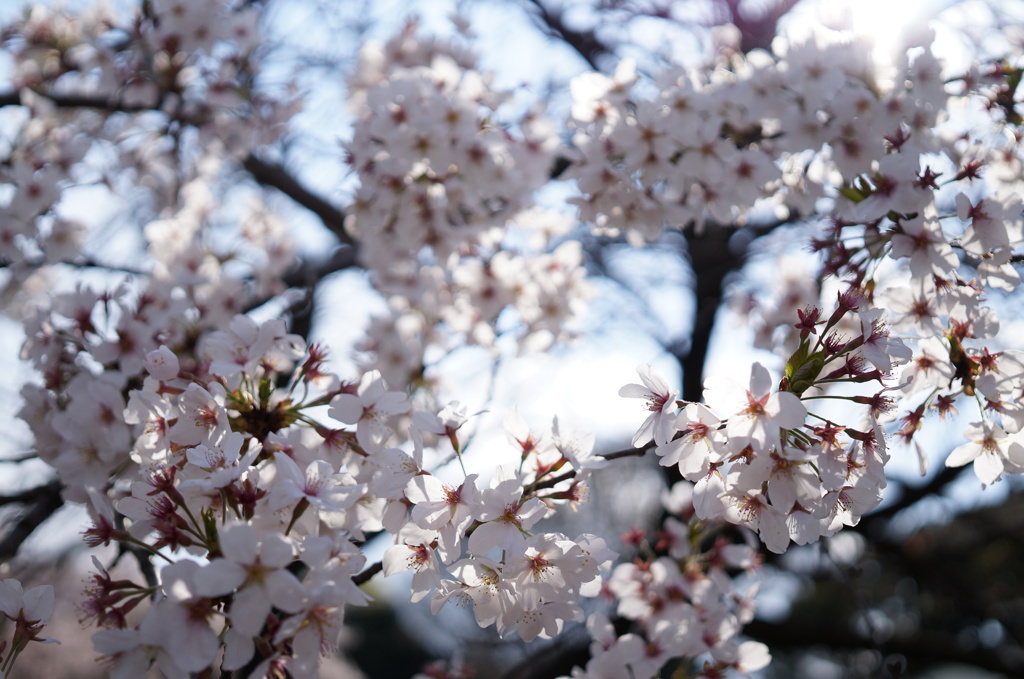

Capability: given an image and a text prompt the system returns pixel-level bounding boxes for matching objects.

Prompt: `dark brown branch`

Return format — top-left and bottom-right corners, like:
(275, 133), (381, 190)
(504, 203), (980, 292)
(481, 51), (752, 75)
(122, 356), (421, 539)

(0, 90), (154, 112)
(0, 479), (64, 561)
(0, 482), (62, 508)
(0, 453), (39, 464)
(241, 155), (354, 246)
(675, 216), (796, 402)
(865, 464), (967, 526)
(353, 560), (383, 586)
(533, 441), (655, 492)
(743, 618), (1024, 677)
(716, 0), (805, 53)
(0, 256), (147, 276)
(524, 0), (613, 71)
(0, 89), (356, 250)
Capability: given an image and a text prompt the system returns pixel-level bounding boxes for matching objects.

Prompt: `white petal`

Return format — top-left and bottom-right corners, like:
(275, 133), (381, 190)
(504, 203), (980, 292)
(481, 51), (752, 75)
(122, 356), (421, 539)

(229, 587), (272, 637)
(945, 442), (980, 469)
(749, 362), (772, 398)
(266, 570), (306, 614)
(21, 585), (54, 623)
(194, 560), (248, 597)
(259, 533), (295, 569)
(618, 383), (652, 399)
(328, 394), (362, 424)
(974, 452), (1004, 486)
(220, 522), (258, 565)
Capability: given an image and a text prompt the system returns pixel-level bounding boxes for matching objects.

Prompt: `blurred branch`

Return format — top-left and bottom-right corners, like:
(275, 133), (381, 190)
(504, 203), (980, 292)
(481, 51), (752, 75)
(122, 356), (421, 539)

(674, 215), (797, 401)
(241, 155), (354, 246)
(353, 560), (383, 586)
(523, 0), (613, 70)
(0, 256), (147, 276)
(0, 453), (39, 464)
(0, 90), (153, 112)
(533, 441), (655, 492)
(0, 479), (64, 561)
(0, 89), (356, 248)
(863, 465), (968, 529)
(714, 0), (805, 53)
(743, 617), (1024, 676)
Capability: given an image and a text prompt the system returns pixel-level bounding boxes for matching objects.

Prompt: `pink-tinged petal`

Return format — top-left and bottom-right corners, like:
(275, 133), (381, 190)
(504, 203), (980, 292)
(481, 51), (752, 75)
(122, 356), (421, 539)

(631, 414), (656, 447)
(144, 346), (179, 381)
(266, 570), (306, 614)
(291, 627), (323, 671)
(154, 655), (190, 679)
(220, 523), (258, 564)
(359, 371), (386, 401)
(693, 471), (726, 520)
(0, 580), (24, 617)
(466, 521), (504, 556)
(376, 391), (410, 415)
(92, 628), (141, 655)
(945, 441), (980, 469)
(165, 612), (219, 671)
(618, 383), (652, 398)
(737, 641), (771, 671)
(637, 364), (669, 393)
(405, 474), (442, 505)
(1007, 441), (1024, 469)
(273, 452), (305, 485)
(974, 452), (1004, 486)
(328, 394), (362, 424)
(491, 464), (521, 491)
(842, 487), (880, 516)
(749, 362), (772, 398)
(259, 533), (295, 569)
(195, 560), (248, 597)
(768, 392), (807, 428)
(759, 506), (791, 554)
(411, 503), (450, 530)
(21, 585), (54, 623)
(382, 545), (406, 577)
(229, 587), (272, 637)
(517, 498), (548, 529)
(228, 315), (259, 345)
(221, 627), (255, 671)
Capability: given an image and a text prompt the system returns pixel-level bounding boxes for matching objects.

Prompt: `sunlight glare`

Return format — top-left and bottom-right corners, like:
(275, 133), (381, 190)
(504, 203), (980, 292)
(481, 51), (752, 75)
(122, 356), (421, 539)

(815, 0), (934, 63)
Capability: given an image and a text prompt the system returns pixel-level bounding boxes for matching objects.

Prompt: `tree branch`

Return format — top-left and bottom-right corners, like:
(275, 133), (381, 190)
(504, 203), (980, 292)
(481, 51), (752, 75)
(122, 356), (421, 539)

(353, 560), (383, 586)
(743, 618), (1024, 677)
(863, 464), (968, 528)
(0, 479), (64, 561)
(0, 89), (356, 250)
(523, 0), (613, 71)
(714, 0), (805, 53)
(241, 155), (354, 247)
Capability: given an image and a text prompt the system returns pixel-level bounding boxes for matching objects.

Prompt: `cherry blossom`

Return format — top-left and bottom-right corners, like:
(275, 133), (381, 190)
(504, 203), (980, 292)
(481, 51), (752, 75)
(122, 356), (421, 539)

(619, 364), (680, 446)
(6, 4), (1024, 678)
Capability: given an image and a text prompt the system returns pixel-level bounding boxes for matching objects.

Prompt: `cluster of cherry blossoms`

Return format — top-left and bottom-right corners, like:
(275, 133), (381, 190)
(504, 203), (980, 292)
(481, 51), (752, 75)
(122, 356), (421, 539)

(344, 24), (590, 388)
(67, 312), (630, 676)
(0, 0), (295, 285)
(7, 0), (1024, 677)
(567, 32), (945, 242)
(0, 579), (56, 679)
(621, 288), (909, 556)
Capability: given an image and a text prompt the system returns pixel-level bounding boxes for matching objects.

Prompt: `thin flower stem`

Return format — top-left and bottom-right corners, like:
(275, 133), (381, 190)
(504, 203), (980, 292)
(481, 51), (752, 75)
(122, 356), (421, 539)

(124, 535), (175, 564)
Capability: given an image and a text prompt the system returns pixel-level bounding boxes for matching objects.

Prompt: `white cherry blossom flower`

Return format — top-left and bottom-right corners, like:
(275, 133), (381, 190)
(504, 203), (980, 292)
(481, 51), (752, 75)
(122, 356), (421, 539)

(619, 364), (679, 446)
(329, 370), (410, 450)
(468, 465), (547, 555)
(704, 363), (806, 454)
(194, 522), (305, 637)
(946, 421), (1024, 485)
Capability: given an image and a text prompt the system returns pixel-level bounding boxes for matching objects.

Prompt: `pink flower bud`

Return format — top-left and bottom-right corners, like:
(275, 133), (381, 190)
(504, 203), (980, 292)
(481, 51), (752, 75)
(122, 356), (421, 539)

(144, 346), (179, 381)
